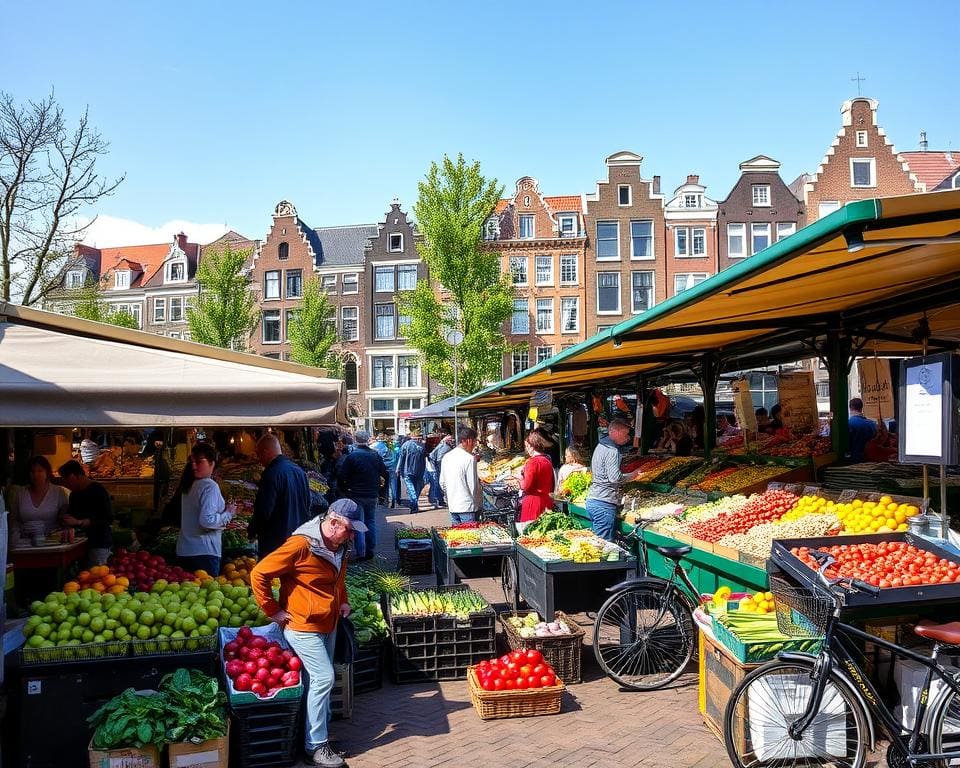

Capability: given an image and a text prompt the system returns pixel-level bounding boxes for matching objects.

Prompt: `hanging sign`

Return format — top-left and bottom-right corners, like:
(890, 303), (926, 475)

(732, 380), (758, 432)
(530, 389), (553, 407)
(898, 353), (960, 465)
(778, 371), (818, 431)
(857, 358), (894, 422)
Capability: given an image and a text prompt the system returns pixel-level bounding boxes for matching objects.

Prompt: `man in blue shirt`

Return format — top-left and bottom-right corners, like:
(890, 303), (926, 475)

(249, 434), (313, 556)
(847, 397), (877, 464)
(336, 430), (388, 559)
(395, 431), (427, 514)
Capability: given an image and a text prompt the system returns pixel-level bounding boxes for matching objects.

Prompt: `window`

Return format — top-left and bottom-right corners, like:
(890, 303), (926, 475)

(374, 266), (393, 292)
(631, 271), (654, 313)
(751, 223), (771, 254)
(776, 223), (797, 241)
(535, 255), (553, 286)
(167, 261), (185, 282)
(344, 358), (358, 392)
(856, 130), (868, 148)
(630, 220), (653, 259)
(320, 274), (337, 292)
(692, 228), (706, 256)
(851, 158), (875, 188)
(371, 398), (393, 412)
(683, 194), (700, 208)
(560, 255), (578, 285)
(512, 350), (529, 375)
(372, 356), (394, 388)
(153, 298), (166, 323)
(398, 398), (421, 410)
(818, 201), (841, 219)
(170, 297), (184, 322)
(114, 303), (141, 328)
(752, 184), (771, 206)
(675, 227), (688, 256)
(509, 256), (528, 285)
(321, 308), (335, 337)
(389, 233), (404, 252)
(397, 311), (411, 338)
(66, 269), (85, 289)
(396, 265), (417, 291)
(511, 299), (529, 334)
(341, 307), (358, 341)
(484, 218), (499, 241)
(596, 221), (619, 260)
(558, 215), (576, 236)
(561, 297), (579, 333)
(262, 310), (281, 343)
(278, 242), (289, 260)
(264, 270), (280, 299)
(342, 273), (359, 294)
(169, 332), (181, 340)
(286, 269), (303, 298)
(114, 271), (130, 289)
(519, 215), (535, 239)
(618, 185), (631, 206)
(375, 303), (395, 339)
(285, 309), (300, 340)
(398, 355), (419, 388)
(674, 273), (708, 295)
(597, 272), (621, 314)
(596, 326), (614, 333)
(536, 298), (554, 334)
(536, 346), (554, 363)
(727, 223), (745, 258)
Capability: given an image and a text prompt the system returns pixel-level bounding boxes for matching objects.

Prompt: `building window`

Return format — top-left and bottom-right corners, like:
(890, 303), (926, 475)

(167, 261), (186, 282)
(397, 311), (411, 338)
(320, 274), (337, 292)
(396, 265), (417, 291)
(674, 273), (708, 295)
(114, 271), (130, 290)
(519, 215), (535, 239)
(536, 346), (554, 363)
(683, 194), (700, 208)
(374, 303), (395, 339)
(596, 221), (619, 260)
(398, 398), (421, 411)
(344, 358), (358, 392)
(727, 223), (745, 258)
(752, 184), (771, 207)
(692, 228), (706, 256)
(535, 255), (553, 286)
(114, 303), (141, 328)
(818, 201), (841, 219)
(597, 326), (614, 333)
(170, 297), (184, 322)
(561, 297), (579, 333)
(512, 350), (529, 375)
(374, 266), (393, 292)
(850, 157), (875, 188)
(559, 255), (578, 285)
(278, 242), (289, 260)
(341, 306), (358, 341)
(371, 398), (393, 412)
(321, 309), (336, 337)
(776, 222), (797, 241)
(751, 223), (771, 254)
(558, 215), (576, 236)
(66, 269), (85, 289)
(169, 332), (181, 340)
(675, 227), (689, 256)
(342, 273), (359, 294)
(618, 185), (631, 206)
(484, 218), (499, 241)
(372, 356), (394, 388)
(856, 130), (868, 148)
(154, 298), (166, 323)
(509, 256), (528, 285)
(264, 270), (280, 299)
(262, 310), (281, 343)
(630, 220), (653, 259)
(389, 233), (404, 252)
(536, 298), (554, 334)
(631, 271), (654, 313)
(286, 269), (303, 298)
(511, 299), (529, 334)
(398, 355), (420, 388)
(597, 272), (621, 314)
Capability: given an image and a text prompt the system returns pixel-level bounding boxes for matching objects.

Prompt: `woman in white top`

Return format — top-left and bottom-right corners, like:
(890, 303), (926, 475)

(11, 456), (69, 543)
(557, 446), (589, 486)
(176, 443), (234, 577)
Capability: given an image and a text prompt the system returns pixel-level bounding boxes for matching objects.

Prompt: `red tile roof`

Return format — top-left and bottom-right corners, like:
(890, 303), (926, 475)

(902, 151), (960, 191)
(494, 199), (510, 214)
(544, 195), (582, 212)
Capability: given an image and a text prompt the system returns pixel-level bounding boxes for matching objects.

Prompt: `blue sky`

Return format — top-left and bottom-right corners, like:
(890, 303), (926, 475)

(6, 1), (959, 246)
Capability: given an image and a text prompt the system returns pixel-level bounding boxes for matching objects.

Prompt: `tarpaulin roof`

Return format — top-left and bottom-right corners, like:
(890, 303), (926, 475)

(0, 302), (348, 427)
(463, 190), (960, 409)
(408, 396), (462, 421)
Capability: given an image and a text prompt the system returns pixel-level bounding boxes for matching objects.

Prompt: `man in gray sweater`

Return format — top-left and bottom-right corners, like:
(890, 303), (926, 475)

(584, 417), (642, 541)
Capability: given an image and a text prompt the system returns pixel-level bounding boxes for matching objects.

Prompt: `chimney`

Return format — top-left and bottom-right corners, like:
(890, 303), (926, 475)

(653, 175), (661, 195)
(686, 174), (699, 185)
(920, 131), (928, 152)
(176, 232), (188, 251)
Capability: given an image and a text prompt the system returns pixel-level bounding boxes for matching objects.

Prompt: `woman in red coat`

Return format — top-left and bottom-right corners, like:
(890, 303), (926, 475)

(516, 428), (555, 533)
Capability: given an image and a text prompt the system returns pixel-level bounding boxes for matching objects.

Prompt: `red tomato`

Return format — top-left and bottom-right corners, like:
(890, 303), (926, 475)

(481, 677), (495, 691)
(255, 668), (270, 682)
(541, 674), (556, 687)
(532, 664), (547, 676)
(499, 668), (512, 680)
(243, 660), (258, 675)
(524, 649), (543, 665)
(492, 678), (505, 691)
(509, 650), (525, 664)
(250, 681), (267, 697)
(505, 678), (517, 690)
(527, 675), (541, 688)
(499, 654), (511, 666)
(287, 656), (302, 672)
(506, 661), (520, 676)
(519, 664), (533, 678)
(516, 677), (529, 689)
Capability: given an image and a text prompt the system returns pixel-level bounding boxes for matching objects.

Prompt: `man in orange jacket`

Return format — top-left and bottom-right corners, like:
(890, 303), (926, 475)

(250, 498), (366, 768)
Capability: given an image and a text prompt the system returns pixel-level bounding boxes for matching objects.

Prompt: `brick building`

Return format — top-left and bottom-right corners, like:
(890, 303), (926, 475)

(582, 151), (665, 336)
(716, 156), (805, 272)
(663, 174), (717, 296)
(485, 177), (588, 377)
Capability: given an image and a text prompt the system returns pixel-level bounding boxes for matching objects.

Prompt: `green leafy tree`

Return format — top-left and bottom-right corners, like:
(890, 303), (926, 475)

(399, 153), (514, 395)
(187, 242), (258, 350)
(287, 277), (339, 369)
(70, 280), (139, 329)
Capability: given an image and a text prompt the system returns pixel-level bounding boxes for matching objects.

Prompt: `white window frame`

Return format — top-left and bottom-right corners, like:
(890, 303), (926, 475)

(558, 215), (576, 236)
(114, 271), (130, 290)
(776, 222), (797, 241)
(511, 298), (530, 334)
(113, 303), (141, 328)
(509, 256), (528, 286)
(692, 228), (706, 256)
(388, 233), (404, 253)
(534, 255), (553, 286)
(596, 221), (620, 261)
(818, 201), (841, 219)
(751, 223), (771, 255)
(374, 266), (393, 293)
(630, 219), (654, 260)
(342, 273), (359, 294)
(153, 297), (166, 323)
(166, 260), (187, 283)
(596, 271), (621, 315)
(262, 309), (281, 344)
(397, 355), (420, 388)
(396, 264), (417, 291)
(727, 223), (746, 258)
(511, 350), (529, 376)
(675, 227), (689, 256)
(674, 272), (709, 295)
(536, 346), (554, 364)
(618, 184), (632, 206)
(630, 271), (655, 314)
(320, 274), (337, 293)
(341, 306), (359, 341)
(371, 356), (395, 389)
(560, 297), (579, 334)
(559, 255), (578, 285)
(752, 184), (771, 207)
(518, 214), (535, 239)
(850, 157), (876, 188)
(169, 296), (184, 322)
(264, 270), (281, 300)
(856, 130), (869, 148)
(683, 194), (700, 208)
(535, 297), (554, 334)
(374, 302), (396, 340)
(66, 269), (85, 289)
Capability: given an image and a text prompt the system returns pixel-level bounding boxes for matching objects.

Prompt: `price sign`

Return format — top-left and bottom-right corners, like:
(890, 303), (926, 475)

(767, 482), (784, 491)
(778, 371), (818, 431)
(802, 485), (822, 497)
(838, 489), (858, 503)
(783, 483), (803, 495)
(857, 358), (894, 422)
(733, 380), (757, 432)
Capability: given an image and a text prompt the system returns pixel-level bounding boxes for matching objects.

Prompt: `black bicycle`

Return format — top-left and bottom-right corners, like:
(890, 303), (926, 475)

(724, 551), (960, 768)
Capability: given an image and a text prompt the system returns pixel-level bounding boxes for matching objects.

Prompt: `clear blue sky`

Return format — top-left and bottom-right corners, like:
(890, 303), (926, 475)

(6, 1), (959, 244)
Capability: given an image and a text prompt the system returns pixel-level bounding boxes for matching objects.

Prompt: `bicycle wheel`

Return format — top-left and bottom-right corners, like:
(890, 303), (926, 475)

(724, 660), (869, 768)
(925, 679), (960, 767)
(592, 584), (695, 690)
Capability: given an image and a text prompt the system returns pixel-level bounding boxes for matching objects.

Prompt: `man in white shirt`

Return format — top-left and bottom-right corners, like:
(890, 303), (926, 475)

(439, 428), (481, 524)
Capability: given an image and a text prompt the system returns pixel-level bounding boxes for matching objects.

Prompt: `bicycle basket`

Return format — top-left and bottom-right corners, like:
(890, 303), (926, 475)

(769, 573), (834, 637)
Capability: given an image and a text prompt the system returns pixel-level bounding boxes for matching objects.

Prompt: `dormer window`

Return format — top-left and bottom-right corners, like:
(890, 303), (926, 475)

(66, 269), (85, 289)
(683, 194), (701, 208)
(484, 218), (499, 241)
(389, 233), (404, 253)
(114, 271), (130, 289)
(558, 215), (576, 236)
(166, 261), (186, 283)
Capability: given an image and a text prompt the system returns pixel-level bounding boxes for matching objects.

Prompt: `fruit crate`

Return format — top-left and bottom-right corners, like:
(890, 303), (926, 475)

(397, 540), (433, 575)
(353, 638), (385, 693)
(710, 614), (822, 664)
(330, 662), (353, 720)
(698, 630), (761, 743)
(20, 638), (130, 666)
(130, 633), (218, 656)
(230, 697), (300, 768)
(499, 611), (585, 683)
(467, 667), (565, 720)
(218, 626), (303, 705)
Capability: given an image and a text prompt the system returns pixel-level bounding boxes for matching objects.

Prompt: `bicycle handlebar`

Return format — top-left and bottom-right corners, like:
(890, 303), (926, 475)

(807, 549), (881, 598)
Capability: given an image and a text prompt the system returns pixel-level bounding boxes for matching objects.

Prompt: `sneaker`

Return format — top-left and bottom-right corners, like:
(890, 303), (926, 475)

(309, 742), (345, 768)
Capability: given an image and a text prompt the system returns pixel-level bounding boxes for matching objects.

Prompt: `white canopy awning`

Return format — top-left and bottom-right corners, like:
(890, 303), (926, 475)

(0, 303), (348, 427)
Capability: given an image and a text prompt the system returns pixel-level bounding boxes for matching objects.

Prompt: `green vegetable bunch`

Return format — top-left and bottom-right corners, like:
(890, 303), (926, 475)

(524, 511), (584, 536)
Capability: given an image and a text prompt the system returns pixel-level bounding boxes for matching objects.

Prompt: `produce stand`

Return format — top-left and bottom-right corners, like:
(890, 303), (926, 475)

(9, 539), (89, 604)
(431, 526), (514, 586)
(698, 628), (760, 743)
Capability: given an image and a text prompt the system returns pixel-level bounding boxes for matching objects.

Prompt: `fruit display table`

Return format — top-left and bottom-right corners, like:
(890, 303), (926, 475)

(9, 539), (89, 603)
(431, 526), (514, 586)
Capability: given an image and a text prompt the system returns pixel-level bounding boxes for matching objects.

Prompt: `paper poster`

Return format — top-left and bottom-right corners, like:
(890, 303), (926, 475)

(778, 371), (818, 431)
(733, 380), (758, 432)
(858, 358), (894, 422)
(904, 360), (943, 459)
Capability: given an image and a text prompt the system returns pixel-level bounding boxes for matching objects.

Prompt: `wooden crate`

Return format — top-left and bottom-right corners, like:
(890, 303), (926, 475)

(698, 630), (760, 742)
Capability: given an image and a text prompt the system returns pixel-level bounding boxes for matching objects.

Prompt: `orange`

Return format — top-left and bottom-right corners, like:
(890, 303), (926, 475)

(63, 581), (80, 594)
(109, 584), (126, 595)
(102, 574), (117, 587)
(78, 570), (92, 583)
(92, 582), (106, 592)
(116, 576), (130, 587)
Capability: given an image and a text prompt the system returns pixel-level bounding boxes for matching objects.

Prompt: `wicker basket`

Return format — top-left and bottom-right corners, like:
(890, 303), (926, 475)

(499, 611), (585, 683)
(467, 667), (564, 720)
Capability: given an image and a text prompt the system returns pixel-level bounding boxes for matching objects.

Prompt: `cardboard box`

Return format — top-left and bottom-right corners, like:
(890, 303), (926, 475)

(88, 740), (160, 768)
(167, 722), (229, 768)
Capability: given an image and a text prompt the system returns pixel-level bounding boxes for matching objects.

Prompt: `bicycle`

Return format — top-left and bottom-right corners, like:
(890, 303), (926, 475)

(592, 519), (703, 690)
(723, 549), (960, 768)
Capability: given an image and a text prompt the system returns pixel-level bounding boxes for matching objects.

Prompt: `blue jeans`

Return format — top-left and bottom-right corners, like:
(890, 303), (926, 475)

(352, 497), (378, 558)
(389, 473), (401, 506)
(426, 469), (444, 506)
(402, 474), (424, 513)
(178, 554), (221, 577)
(450, 511), (476, 525)
(284, 627), (338, 751)
(585, 498), (619, 542)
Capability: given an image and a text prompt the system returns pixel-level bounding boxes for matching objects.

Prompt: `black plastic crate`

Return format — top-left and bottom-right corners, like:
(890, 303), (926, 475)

(231, 697), (300, 768)
(398, 541), (433, 575)
(354, 640), (384, 693)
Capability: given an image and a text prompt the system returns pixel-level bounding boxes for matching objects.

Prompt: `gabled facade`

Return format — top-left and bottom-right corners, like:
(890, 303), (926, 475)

(142, 232), (205, 339)
(717, 156), (805, 272)
(484, 177), (588, 378)
(663, 174), (718, 297)
(803, 98), (922, 223)
(582, 151), (665, 336)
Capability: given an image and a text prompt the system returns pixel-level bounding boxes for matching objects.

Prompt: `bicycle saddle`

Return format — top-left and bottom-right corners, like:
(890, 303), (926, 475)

(652, 544), (692, 560)
(914, 621), (960, 645)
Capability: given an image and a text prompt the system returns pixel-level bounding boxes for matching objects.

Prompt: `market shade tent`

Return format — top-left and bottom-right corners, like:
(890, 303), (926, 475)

(408, 396), (462, 421)
(463, 190), (960, 409)
(0, 301), (348, 426)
